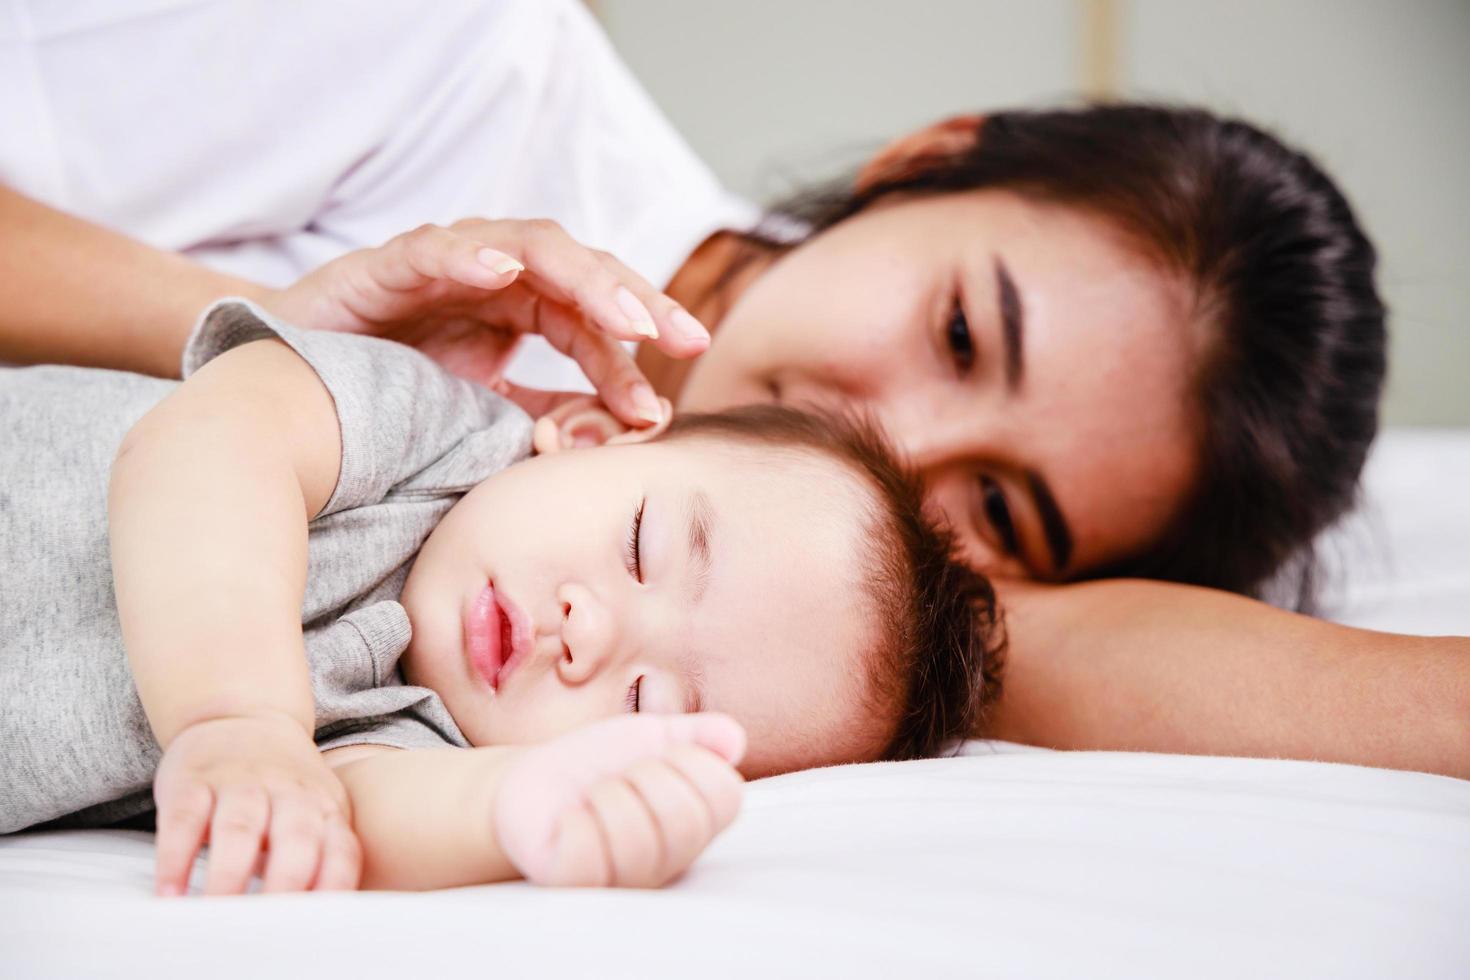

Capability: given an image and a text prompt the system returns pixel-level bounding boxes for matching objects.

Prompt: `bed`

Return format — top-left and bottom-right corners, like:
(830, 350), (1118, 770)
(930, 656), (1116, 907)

(4, 428), (1468, 979)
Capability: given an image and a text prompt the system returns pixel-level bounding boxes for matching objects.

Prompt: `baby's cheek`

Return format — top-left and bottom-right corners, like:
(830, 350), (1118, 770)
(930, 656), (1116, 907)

(482, 697), (614, 750)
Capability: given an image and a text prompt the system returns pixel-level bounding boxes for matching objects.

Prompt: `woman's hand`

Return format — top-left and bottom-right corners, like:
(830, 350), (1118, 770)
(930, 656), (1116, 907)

(493, 713), (746, 888)
(262, 219), (711, 427)
(151, 713), (361, 897)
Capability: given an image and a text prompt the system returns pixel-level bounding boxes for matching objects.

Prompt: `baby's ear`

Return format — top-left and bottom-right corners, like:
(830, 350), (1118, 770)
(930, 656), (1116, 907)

(532, 395), (674, 455)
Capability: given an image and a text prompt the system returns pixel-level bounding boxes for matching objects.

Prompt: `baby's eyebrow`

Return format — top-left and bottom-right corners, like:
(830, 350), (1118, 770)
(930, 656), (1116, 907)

(686, 489), (714, 606)
(681, 489), (714, 714)
(680, 651), (707, 714)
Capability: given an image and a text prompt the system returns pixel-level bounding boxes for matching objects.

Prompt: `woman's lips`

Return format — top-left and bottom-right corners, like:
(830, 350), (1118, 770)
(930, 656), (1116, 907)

(465, 581), (532, 693)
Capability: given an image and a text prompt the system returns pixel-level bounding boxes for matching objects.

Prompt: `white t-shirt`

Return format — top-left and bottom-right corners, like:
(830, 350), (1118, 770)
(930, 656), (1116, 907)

(0, 0), (757, 390)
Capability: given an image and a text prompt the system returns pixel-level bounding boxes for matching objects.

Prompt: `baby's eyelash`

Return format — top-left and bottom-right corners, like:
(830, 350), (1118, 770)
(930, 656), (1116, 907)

(624, 676), (642, 713)
(624, 497), (645, 582)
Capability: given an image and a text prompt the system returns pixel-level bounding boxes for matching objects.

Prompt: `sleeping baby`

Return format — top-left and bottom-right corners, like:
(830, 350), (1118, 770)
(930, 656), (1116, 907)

(0, 300), (1002, 895)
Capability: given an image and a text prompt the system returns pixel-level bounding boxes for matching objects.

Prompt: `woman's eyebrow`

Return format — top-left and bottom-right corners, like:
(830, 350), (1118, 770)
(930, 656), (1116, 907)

(1025, 470), (1074, 572)
(994, 255), (1025, 391)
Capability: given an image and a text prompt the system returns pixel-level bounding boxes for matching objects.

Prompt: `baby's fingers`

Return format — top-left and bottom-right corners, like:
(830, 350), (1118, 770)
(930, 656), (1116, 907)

(663, 744), (745, 838)
(153, 781), (214, 897)
(258, 795), (327, 894)
(202, 785), (270, 896)
(622, 756), (717, 883)
(584, 777), (664, 888)
(310, 815), (363, 892)
(543, 803), (611, 888)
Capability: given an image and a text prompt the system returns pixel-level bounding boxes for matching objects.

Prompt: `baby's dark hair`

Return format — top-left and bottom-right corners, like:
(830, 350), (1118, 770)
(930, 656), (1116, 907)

(660, 404), (1005, 762)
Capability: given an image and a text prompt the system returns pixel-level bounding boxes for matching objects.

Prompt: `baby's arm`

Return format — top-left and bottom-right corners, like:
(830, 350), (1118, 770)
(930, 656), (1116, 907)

(326, 714), (746, 890)
(109, 338), (347, 895)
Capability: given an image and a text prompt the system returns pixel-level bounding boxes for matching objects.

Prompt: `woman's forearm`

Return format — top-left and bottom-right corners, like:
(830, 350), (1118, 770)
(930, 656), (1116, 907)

(0, 184), (273, 376)
(988, 580), (1470, 779)
(332, 746), (522, 890)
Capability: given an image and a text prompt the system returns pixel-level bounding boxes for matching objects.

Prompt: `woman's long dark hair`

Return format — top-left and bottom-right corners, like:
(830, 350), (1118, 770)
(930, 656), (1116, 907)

(727, 103), (1387, 606)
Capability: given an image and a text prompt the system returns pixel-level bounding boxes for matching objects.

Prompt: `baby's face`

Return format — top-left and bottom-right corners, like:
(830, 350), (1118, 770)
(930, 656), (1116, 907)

(399, 436), (883, 776)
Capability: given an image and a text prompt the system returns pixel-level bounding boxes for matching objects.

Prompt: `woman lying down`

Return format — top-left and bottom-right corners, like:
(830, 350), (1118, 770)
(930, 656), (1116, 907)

(0, 299), (1002, 896)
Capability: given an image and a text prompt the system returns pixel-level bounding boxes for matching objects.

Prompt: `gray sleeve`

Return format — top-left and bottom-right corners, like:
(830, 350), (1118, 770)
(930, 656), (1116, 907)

(315, 715), (462, 755)
(306, 602), (471, 754)
(180, 298), (532, 516)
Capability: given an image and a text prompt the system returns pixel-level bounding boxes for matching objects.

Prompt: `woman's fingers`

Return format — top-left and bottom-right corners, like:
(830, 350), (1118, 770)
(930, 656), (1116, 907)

(454, 218), (659, 344)
(153, 780), (214, 897)
(373, 224), (525, 294)
(453, 217), (711, 356)
(477, 290), (665, 425)
(494, 382), (593, 424)
(591, 248), (711, 358)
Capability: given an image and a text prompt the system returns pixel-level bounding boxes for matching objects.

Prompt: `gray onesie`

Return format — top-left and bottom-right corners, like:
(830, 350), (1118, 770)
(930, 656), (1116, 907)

(0, 299), (532, 832)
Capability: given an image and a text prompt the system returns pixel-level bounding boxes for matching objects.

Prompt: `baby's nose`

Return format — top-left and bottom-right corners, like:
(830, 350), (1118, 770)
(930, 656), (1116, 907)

(555, 582), (615, 683)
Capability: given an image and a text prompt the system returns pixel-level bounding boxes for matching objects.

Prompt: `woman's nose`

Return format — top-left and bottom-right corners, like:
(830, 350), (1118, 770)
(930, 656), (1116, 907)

(871, 391), (976, 472)
(554, 581), (615, 684)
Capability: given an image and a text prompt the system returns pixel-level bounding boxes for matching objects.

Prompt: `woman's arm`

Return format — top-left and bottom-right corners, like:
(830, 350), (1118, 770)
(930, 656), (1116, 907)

(986, 579), (1470, 779)
(0, 185), (275, 376)
(0, 185), (706, 426)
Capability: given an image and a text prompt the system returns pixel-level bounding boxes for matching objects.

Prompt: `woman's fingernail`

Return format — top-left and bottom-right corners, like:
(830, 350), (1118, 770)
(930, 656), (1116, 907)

(478, 248), (524, 275)
(670, 307), (711, 344)
(616, 286), (659, 340)
(631, 385), (664, 424)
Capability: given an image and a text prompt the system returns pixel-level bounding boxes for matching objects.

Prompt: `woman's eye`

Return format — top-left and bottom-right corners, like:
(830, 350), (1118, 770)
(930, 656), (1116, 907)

(946, 298), (975, 374)
(980, 476), (1020, 556)
(623, 497), (645, 582)
(624, 676), (642, 713)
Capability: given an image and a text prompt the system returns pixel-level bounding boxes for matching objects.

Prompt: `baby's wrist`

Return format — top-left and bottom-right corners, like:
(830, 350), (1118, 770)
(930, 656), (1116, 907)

(165, 705), (314, 750)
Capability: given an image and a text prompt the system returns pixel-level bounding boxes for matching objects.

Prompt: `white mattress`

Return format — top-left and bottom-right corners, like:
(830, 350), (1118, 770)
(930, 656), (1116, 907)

(4, 428), (1469, 979)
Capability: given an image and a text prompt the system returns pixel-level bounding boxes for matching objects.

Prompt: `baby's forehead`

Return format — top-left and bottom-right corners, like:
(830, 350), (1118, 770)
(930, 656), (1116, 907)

(659, 434), (884, 592)
(647, 437), (893, 775)
(656, 432), (873, 497)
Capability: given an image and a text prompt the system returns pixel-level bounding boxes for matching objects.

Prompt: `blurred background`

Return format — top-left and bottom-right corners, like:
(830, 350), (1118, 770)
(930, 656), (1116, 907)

(593, 0), (1469, 426)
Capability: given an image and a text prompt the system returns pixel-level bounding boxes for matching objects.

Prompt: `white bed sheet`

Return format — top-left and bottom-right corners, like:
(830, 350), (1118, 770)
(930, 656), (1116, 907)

(3, 428), (1468, 979)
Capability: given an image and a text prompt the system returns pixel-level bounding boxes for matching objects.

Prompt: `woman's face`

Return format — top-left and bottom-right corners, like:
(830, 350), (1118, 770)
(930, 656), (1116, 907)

(676, 189), (1204, 581)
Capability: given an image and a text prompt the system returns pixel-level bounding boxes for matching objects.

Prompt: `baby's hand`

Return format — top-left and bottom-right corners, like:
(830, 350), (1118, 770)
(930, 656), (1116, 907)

(151, 714), (360, 897)
(494, 714), (746, 888)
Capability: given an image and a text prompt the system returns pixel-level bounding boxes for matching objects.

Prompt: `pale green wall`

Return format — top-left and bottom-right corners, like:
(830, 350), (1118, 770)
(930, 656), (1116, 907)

(598, 0), (1470, 424)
